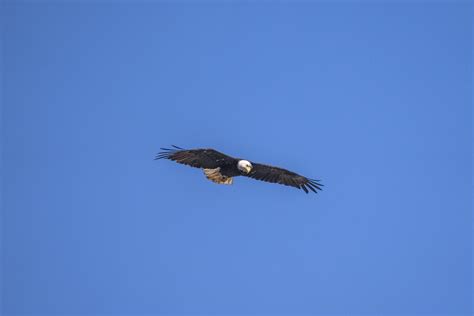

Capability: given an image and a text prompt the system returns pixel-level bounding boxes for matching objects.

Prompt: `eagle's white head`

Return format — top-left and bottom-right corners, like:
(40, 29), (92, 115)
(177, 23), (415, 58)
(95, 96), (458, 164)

(237, 160), (253, 174)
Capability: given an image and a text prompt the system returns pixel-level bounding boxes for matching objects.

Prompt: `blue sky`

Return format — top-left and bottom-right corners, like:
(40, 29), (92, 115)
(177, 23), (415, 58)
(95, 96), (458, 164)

(2, 2), (472, 315)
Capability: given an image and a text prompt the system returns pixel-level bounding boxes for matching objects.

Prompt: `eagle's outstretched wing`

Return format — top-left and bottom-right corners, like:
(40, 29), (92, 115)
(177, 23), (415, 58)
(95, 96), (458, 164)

(245, 162), (323, 193)
(155, 145), (236, 169)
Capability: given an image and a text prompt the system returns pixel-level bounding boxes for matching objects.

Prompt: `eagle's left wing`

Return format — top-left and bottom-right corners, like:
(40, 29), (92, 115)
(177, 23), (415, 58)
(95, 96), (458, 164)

(155, 145), (236, 169)
(244, 162), (323, 193)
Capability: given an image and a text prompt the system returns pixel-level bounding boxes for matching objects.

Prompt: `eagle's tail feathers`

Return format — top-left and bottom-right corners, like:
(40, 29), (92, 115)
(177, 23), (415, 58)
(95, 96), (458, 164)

(203, 168), (233, 185)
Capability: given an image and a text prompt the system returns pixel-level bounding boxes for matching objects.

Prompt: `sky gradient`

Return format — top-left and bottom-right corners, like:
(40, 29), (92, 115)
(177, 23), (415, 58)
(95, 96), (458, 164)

(2, 2), (472, 315)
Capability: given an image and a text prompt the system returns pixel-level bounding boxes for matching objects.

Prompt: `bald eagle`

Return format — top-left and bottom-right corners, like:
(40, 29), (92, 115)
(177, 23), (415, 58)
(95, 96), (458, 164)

(155, 145), (323, 194)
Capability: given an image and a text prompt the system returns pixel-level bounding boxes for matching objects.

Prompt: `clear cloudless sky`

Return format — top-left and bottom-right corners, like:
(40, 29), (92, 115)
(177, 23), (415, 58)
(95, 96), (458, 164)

(2, 1), (472, 315)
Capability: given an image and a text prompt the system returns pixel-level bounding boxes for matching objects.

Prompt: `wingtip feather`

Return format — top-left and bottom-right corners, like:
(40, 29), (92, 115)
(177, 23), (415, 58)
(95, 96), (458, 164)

(306, 184), (317, 193)
(300, 185), (309, 193)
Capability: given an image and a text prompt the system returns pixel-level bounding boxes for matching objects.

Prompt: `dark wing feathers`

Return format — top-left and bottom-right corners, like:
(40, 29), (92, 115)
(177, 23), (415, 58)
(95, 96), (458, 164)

(155, 146), (235, 169)
(245, 162), (323, 194)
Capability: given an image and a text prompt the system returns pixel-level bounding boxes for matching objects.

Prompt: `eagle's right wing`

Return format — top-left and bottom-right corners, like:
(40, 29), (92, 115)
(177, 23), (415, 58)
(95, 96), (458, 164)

(155, 146), (235, 169)
(245, 162), (323, 193)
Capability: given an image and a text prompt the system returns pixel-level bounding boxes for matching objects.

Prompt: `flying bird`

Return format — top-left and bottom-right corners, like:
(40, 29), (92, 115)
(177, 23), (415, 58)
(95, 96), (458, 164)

(155, 145), (323, 194)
